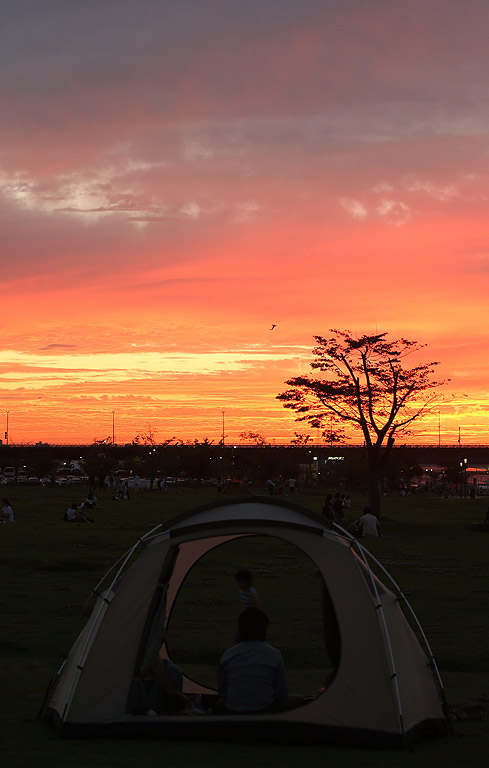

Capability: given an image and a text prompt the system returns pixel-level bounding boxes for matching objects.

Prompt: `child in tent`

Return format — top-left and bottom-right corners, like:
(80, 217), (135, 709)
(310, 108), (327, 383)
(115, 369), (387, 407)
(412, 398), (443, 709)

(234, 568), (260, 610)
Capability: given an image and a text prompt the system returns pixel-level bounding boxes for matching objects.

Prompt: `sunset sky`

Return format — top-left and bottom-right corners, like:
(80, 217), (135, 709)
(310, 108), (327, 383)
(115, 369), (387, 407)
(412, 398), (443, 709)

(1, 0), (488, 446)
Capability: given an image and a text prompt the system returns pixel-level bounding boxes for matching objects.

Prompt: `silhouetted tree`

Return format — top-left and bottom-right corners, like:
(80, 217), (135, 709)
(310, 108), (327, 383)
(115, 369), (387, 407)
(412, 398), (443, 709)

(290, 432), (312, 445)
(92, 436), (112, 446)
(239, 431), (267, 446)
(132, 423), (161, 446)
(277, 330), (445, 513)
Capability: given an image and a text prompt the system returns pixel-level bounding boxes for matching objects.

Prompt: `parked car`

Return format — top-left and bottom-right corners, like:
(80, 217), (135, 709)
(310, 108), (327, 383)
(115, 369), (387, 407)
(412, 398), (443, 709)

(40, 477), (52, 485)
(127, 477), (151, 489)
(26, 476), (40, 484)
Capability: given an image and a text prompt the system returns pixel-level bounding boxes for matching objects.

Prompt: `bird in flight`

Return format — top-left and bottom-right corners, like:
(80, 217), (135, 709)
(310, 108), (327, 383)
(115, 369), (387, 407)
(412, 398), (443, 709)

(270, 324), (276, 330)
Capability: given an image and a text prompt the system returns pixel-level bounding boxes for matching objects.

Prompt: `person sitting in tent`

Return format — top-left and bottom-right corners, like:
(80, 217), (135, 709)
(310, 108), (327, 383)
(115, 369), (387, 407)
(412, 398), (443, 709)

(137, 626), (188, 715)
(217, 608), (288, 714)
(144, 656), (188, 715)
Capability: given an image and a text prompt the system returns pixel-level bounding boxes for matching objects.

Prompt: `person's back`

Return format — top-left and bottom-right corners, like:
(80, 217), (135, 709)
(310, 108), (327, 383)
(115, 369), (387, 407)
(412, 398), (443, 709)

(219, 639), (286, 713)
(217, 608), (287, 713)
(359, 509), (381, 538)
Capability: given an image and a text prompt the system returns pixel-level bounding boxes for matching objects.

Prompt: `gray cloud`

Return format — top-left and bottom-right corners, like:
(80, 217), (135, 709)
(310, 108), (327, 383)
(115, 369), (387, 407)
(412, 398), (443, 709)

(39, 343), (78, 350)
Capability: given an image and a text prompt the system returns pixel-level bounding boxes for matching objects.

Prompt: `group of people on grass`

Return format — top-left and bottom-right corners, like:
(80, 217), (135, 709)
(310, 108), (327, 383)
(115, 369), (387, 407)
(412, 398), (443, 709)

(266, 476), (298, 496)
(63, 493), (98, 523)
(322, 493), (382, 538)
(321, 492), (352, 522)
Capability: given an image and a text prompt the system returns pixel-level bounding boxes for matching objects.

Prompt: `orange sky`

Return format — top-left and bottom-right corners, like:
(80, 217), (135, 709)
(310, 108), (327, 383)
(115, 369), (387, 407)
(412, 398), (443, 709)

(1, 1), (488, 446)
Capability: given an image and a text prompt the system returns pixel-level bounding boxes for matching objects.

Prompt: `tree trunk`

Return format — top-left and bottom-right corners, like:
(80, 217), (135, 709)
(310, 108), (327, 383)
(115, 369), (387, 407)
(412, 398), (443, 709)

(366, 449), (382, 516)
(366, 437), (395, 516)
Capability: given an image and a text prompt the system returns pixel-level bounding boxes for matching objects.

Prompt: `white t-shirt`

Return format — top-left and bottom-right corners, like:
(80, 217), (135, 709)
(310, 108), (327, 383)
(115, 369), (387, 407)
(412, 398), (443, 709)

(359, 513), (380, 538)
(65, 506), (77, 521)
(218, 641), (288, 712)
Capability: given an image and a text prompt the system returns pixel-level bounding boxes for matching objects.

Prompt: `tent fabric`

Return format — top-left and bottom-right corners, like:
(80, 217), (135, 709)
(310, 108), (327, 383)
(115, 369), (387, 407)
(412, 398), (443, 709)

(47, 497), (450, 747)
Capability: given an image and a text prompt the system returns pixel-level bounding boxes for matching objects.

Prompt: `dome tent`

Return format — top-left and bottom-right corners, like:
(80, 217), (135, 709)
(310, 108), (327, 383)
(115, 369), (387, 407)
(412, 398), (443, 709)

(46, 497), (450, 747)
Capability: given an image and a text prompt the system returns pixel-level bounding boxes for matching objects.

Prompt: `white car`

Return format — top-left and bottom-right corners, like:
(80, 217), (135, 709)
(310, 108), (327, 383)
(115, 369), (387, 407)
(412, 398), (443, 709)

(127, 477), (151, 489)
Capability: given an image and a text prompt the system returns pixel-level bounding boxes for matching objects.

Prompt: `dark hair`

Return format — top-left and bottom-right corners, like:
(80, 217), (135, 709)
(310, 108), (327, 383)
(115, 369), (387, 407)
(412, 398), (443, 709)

(362, 506), (371, 515)
(238, 608), (269, 641)
(234, 568), (252, 583)
(2, 498), (10, 505)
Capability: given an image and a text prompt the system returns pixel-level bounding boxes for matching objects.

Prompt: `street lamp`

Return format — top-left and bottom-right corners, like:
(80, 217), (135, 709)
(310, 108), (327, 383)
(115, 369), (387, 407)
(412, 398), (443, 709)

(112, 411), (115, 446)
(5, 411), (9, 447)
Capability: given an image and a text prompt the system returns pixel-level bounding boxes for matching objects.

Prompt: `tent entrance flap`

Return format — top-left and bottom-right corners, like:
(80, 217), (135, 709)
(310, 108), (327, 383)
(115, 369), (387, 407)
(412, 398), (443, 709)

(133, 544), (180, 677)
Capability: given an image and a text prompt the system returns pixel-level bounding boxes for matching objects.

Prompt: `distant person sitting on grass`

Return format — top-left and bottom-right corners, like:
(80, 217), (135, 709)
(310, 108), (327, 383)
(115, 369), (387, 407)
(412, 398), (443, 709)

(217, 608), (288, 714)
(113, 480), (130, 501)
(349, 507), (382, 538)
(84, 492), (98, 509)
(64, 502), (94, 523)
(0, 498), (14, 523)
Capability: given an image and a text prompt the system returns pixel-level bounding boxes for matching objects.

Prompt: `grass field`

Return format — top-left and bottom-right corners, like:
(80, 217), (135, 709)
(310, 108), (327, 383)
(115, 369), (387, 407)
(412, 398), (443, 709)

(0, 482), (488, 767)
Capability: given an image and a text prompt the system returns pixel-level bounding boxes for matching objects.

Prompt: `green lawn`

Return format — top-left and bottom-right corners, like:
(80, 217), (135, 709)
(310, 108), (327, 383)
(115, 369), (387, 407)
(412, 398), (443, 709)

(0, 483), (488, 767)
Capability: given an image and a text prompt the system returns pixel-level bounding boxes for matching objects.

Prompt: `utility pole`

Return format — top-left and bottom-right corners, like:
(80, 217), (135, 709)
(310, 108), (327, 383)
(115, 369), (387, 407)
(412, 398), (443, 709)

(112, 411), (115, 446)
(5, 411), (9, 446)
(221, 410), (225, 447)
